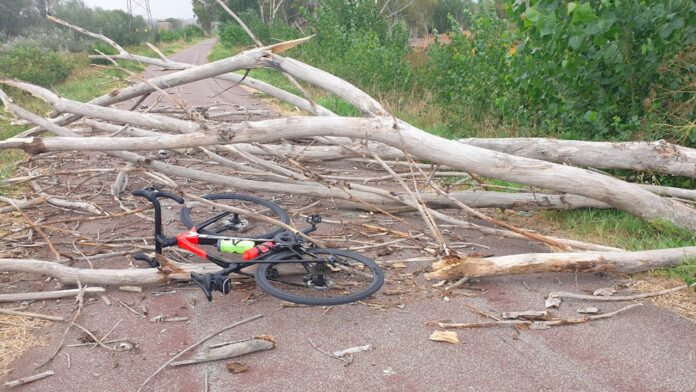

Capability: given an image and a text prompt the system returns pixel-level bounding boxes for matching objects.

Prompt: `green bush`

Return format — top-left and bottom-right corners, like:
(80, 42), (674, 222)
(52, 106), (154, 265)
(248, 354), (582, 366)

(160, 25), (204, 42)
(53, 0), (150, 46)
(218, 10), (298, 48)
(0, 44), (76, 87)
(299, 0), (413, 92)
(428, 0), (696, 141)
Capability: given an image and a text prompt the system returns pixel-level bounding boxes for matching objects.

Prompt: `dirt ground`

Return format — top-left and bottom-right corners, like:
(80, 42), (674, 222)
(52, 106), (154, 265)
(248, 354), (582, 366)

(2, 39), (696, 392)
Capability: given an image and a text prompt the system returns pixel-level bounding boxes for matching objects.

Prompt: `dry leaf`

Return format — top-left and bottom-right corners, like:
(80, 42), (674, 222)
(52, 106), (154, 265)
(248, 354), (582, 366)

(429, 330), (460, 344)
(391, 262), (407, 269)
(226, 361), (249, 374)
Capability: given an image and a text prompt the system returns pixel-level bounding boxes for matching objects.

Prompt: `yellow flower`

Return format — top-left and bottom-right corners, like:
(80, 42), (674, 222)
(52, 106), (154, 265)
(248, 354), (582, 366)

(508, 45), (516, 56)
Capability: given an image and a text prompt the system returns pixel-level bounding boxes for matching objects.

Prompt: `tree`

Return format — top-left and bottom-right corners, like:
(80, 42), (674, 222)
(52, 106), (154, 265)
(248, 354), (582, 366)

(0, 0), (41, 36)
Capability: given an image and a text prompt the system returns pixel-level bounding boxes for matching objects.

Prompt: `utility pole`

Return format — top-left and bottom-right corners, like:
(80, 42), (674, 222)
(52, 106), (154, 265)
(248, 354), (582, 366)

(126, 0), (155, 39)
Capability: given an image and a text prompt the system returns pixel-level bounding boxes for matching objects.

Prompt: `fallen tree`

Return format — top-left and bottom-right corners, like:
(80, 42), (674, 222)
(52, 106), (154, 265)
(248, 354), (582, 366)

(459, 138), (696, 178)
(3, 79), (696, 231)
(424, 246), (696, 280)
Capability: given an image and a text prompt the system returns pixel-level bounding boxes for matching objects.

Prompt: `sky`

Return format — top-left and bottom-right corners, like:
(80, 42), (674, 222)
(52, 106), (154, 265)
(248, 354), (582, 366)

(82, 0), (195, 20)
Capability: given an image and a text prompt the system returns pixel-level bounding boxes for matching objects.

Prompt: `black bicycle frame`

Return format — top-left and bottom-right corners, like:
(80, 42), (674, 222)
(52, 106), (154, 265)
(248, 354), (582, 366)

(131, 187), (321, 272)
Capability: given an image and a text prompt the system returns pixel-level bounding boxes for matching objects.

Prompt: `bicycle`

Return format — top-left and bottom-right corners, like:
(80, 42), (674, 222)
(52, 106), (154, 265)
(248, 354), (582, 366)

(131, 188), (384, 306)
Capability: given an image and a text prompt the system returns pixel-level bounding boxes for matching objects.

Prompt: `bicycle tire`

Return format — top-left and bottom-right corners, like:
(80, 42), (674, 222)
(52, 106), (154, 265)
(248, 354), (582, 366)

(255, 248), (384, 306)
(180, 193), (289, 239)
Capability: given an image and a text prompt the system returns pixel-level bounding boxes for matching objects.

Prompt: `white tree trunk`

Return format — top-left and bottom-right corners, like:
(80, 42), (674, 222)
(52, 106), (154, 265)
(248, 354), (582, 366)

(460, 138), (696, 178)
(425, 246), (696, 280)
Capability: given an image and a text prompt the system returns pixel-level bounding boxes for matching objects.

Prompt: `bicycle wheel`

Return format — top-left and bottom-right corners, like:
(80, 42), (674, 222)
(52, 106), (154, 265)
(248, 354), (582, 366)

(180, 193), (289, 240)
(255, 248), (384, 306)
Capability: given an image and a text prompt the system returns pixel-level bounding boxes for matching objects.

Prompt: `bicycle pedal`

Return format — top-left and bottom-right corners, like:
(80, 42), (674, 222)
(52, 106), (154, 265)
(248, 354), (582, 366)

(133, 253), (160, 268)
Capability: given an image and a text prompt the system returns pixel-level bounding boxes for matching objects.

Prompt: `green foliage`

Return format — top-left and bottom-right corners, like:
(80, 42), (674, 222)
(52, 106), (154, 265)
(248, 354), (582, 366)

(53, 0), (151, 46)
(428, 5), (518, 134)
(299, 0), (413, 92)
(545, 209), (696, 251)
(0, 44), (76, 87)
(217, 0), (413, 96)
(428, 0), (696, 142)
(218, 10), (299, 48)
(159, 25), (204, 42)
(0, 0), (41, 37)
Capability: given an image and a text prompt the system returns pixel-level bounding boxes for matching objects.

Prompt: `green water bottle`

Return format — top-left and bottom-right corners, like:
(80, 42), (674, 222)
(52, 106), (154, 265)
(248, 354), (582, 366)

(217, 239), (255, 254)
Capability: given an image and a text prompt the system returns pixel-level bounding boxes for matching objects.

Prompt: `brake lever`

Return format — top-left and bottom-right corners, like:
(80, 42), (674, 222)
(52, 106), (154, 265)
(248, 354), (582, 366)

(133, 253), (160, 268)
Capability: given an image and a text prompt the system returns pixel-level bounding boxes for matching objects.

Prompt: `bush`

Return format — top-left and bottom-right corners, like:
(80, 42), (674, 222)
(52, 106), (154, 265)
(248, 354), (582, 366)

(299, 0), (413, 92)
(219, 10), (298, 48)
(159, 25), (204, 42)
(0, 44), (76, 87)
(428, 0), (696, 141)
(53, 0), (150, 46)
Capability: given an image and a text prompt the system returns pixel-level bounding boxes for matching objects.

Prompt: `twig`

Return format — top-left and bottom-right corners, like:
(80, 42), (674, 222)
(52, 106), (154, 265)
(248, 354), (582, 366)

(0, 308), (64, 322)
(37, 281), (85, 368)
(137, 314), (263, 392)
(308, 339), (351, 365)
(94, 319), (122, 349)
(71, 323), (118, 351)
(445, 277), (469, 291)
(549, 283), (696, 302)
(439, 303), (642, 329)
(4, 370), (55, 388)
(0, 287), (106, 304)
(4, 198), (61, 260)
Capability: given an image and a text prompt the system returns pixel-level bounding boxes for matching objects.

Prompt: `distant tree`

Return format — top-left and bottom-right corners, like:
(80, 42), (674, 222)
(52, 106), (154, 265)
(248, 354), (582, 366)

(192, 0), (217, 33)
(0, 0), (41, 36)
(165, 17), (184, 29)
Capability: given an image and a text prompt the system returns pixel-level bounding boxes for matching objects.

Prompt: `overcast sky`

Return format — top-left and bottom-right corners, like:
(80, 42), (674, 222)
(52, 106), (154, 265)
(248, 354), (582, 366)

(83, 0), (195, 20)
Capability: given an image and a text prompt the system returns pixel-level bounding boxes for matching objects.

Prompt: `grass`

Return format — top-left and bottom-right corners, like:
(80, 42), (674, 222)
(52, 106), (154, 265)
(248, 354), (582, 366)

(0, 37), (204, 184)
(544, 209), (696, 282)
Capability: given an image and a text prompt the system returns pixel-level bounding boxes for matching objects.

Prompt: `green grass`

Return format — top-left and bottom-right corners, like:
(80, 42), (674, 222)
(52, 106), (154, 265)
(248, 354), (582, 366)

(545, 209), (696, 282)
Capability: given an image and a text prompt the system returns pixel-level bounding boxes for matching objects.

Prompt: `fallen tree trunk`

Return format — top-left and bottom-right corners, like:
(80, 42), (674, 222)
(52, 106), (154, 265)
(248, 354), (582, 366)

(460, 138), (696, 178)
(4, 95), (695, 231)
(424, 246), (696, 280)
(0, 258), (228, 286)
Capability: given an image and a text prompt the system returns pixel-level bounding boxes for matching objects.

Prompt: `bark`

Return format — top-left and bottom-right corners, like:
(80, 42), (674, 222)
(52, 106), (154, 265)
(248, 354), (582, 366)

(424, 246), (696, 280)
(460, 138), (696, 178)
(170, 336), (275, 366)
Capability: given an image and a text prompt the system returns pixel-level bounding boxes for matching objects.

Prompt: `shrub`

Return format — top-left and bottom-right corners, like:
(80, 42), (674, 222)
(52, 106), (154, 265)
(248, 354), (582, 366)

(0, 44), (76, 87)
(219, 10), (298, 48)
(299, 0), (413, 92)
(428, 0), (696, 141)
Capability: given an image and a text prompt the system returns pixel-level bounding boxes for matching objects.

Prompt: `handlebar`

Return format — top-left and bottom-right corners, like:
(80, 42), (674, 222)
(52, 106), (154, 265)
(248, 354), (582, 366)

(132, 188), (183, 253)
(131, 188), (184, 205)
